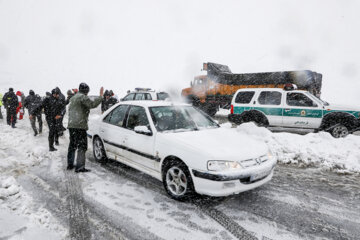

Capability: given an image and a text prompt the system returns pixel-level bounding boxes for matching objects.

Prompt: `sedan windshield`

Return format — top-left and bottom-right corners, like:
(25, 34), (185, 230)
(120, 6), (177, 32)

(150, 106), (219, 132)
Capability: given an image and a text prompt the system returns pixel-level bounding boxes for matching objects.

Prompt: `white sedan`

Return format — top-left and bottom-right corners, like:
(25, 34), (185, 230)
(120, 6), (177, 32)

(88, 101), (277, 200)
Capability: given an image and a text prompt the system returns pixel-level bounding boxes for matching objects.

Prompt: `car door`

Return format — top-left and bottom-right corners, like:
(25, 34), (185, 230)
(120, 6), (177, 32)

(100, 105), (129, 157)
(122, 105), (157, 170)
(253, 90), (283, 126)
(282, 92), (323, 129)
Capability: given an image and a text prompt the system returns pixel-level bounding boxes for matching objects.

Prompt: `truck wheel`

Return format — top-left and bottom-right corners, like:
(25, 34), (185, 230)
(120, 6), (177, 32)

(330, 124), (349, 138)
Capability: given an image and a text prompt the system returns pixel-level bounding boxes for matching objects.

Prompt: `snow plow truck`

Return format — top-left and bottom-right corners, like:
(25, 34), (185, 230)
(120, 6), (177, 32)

(181, 62), (322, 116)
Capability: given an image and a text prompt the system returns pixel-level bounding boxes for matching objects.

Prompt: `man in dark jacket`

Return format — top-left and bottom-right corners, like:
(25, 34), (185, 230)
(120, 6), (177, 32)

(41, 88), (64, 151)
(67, 83), (103, 172)
(24, 90), (43, 136)
(55, 87), (66, 136)
(2, 88), (18, 128)
(65, 89), (74, 105)
(101, 90), (118, 113)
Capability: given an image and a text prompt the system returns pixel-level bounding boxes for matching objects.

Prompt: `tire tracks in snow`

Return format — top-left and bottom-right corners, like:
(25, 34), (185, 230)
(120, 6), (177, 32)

(89, 157), (256, 240)
(64, 169), (92, 240)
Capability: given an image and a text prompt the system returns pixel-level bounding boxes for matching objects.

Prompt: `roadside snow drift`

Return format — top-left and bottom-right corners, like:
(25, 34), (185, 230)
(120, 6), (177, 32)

(223, 122), (360, 173)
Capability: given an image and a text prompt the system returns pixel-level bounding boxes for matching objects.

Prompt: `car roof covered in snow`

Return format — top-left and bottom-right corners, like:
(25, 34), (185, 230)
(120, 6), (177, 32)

(114, 100), (191, 108)
(235, 88), (307, 93)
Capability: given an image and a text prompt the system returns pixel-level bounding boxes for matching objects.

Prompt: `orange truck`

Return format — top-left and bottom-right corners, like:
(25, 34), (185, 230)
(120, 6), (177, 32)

(181, 62), (322, 116)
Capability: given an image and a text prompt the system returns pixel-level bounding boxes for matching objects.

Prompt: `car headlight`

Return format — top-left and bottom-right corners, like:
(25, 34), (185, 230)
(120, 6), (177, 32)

(207, 160), (242, 171)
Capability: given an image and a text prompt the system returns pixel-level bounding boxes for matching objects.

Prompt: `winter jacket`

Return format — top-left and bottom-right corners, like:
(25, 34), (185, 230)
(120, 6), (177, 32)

(24, 94), (43, 115)
(0, 93), (2, 107)
(2, 91), (18, 111)
(68, 92), (102, 130)
(101, 97), (118, 113)
(41, 96), (64, 120)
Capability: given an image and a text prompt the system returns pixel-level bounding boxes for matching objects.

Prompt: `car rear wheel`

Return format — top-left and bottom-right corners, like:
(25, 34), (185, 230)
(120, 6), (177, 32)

(93, 137), (107, 162)
(330, 124), (349, 138)
(163, 160), (194, 200)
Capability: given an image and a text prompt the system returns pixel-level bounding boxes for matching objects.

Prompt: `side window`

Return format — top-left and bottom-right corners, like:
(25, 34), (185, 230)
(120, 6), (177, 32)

(157, 92), (169, 100)
(135, 93), (145, 100)
(258, 91), (282, 105)
(287, 93), (317, 107)
(123, 93), (135, 101)
(126, 106), (150, 130)
(104, 105), (128, 127)
(145, 93), (152, 100)
(103, 112), (112, 123)
(235, 91), (255, 104)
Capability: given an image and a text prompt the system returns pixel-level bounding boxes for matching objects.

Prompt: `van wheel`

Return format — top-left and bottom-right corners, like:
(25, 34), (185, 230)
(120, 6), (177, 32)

(330, 124), (349, 138)
(162, 160), (194, 201)
(93, 137), (107, 162)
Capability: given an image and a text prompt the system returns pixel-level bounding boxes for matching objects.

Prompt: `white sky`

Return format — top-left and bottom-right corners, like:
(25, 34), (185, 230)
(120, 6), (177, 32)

(0, 0), (359, 104)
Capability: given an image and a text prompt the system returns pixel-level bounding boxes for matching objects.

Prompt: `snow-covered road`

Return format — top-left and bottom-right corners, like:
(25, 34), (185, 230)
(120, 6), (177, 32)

(1, 111), (360, 239)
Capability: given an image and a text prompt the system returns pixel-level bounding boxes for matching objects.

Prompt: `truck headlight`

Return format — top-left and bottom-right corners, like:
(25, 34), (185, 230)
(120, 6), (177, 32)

(207, 160), (242, 171)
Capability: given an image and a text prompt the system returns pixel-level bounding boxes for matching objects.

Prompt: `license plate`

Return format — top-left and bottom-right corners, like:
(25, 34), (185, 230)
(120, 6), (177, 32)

(250, 170), (270, 181)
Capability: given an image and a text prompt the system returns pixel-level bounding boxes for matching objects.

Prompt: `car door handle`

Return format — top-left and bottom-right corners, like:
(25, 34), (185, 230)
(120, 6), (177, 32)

(284, 109), (291, 112)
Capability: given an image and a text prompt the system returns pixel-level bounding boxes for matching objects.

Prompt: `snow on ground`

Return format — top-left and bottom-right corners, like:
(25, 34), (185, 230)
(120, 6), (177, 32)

(0, 119), (67, 239)
(215, 108), (230, 117)
(221, 122), (360, 173)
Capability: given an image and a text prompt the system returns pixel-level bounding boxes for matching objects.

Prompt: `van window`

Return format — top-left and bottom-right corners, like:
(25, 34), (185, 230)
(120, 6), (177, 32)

(258, 91), (282, 105)
(287, 93), (317, 107)
(235, 91), (255, 104)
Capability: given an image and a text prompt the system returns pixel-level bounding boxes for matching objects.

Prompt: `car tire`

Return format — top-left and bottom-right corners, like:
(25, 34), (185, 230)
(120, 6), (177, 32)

(239, 112), (268, 127)
(93, 137), (107, 162)
(330, 124), (349, 138)
(162, 160), (195, 201)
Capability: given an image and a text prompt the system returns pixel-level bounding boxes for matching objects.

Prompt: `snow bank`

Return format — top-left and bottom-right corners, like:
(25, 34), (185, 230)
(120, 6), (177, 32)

(0, 176), (66, 239)
(223, 122), (360, 173)
(0, 120), (67, 239)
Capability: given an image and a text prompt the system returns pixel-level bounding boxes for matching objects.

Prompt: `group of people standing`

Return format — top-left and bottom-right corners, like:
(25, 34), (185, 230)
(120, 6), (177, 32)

(1, 83), (105, 173)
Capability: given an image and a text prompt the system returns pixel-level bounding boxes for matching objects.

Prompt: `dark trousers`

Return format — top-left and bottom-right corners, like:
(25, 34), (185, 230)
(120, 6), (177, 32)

(6, 108), (17, 127)
(46, 117), (59, 148)
(67, 128), (88, 170)
(30, 113), (43, 134)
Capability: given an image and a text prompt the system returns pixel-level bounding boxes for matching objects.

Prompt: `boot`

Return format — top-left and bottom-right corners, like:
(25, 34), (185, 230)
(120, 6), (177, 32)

(49, 146), (57, 151)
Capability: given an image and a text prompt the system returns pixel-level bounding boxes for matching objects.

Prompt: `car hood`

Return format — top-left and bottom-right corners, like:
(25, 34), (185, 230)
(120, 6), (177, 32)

(326, 104), (360, 114)
(158, 127), (268, 161)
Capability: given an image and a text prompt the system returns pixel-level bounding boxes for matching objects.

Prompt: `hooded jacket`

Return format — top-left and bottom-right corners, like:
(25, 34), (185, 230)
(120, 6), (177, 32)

(67, 92), (102, 130)
(2, 91), (18, 111)
(24, 94), (43, 115)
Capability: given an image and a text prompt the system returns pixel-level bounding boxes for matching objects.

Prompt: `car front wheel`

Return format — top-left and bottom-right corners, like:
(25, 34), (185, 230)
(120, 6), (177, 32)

(93, 137), (107, 162)
(330, 124), (349, 138)
(163, 161), (194, 200)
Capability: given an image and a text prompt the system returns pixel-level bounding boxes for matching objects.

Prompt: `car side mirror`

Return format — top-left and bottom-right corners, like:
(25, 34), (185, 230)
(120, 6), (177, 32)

(134, 126), (152, 136)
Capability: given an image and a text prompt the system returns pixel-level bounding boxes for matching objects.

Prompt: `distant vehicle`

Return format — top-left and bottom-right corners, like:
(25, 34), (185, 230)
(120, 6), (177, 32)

(181, 62), (322, 116)
(228, 84), (360, 138)
(88, 101), (276, 200)
(121, 88), (170, 101)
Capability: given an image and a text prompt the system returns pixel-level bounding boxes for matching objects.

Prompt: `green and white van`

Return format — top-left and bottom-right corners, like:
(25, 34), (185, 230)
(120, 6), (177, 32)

(228, 86), (360, 138)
